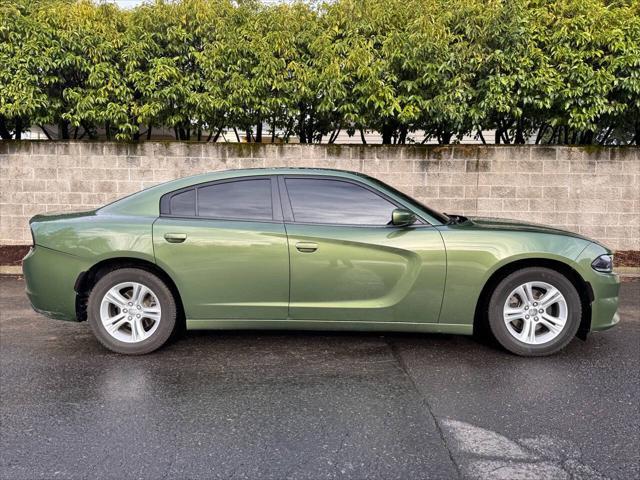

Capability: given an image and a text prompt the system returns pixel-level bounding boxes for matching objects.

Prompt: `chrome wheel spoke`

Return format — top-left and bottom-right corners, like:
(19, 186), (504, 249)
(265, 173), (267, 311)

(514, 285), (529, 304)
(539, 287), (561, 309)
(130, 317), (145, 342)
(540, 313), (566, 334)
(102, 312), (127, 333)
(504, 306), (525, 321)
(141, 307), (161, 321)
(104, 290), (128, 309)
(519, 319), (536, 344)
(131, 284), (149, 305)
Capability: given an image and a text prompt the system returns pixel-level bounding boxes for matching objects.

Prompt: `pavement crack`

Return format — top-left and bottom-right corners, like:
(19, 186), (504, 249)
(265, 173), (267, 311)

(387, 339), (463, 480)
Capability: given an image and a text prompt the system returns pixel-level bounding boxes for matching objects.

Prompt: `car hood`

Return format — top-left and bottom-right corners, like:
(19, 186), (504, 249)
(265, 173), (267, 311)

(460, 216), (596, 243)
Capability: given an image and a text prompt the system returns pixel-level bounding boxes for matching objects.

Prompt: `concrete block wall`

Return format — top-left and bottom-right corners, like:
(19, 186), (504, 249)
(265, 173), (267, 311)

(0, 142), (638, 251)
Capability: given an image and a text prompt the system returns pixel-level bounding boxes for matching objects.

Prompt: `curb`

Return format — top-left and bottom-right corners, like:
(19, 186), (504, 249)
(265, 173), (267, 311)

(0, 266), (22, 275)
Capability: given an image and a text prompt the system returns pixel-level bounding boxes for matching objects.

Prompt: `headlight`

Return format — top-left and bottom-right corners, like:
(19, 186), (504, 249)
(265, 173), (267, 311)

(591, 254), (613, 273)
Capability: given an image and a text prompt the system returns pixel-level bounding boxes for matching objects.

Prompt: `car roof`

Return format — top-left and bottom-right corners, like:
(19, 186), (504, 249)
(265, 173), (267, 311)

(155, 167), (374, 192)
(203, 167), (362, 176)
(99, 168), (371, 216)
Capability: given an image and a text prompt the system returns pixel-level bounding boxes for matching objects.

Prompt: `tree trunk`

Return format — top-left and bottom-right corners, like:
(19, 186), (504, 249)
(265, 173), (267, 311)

(14, 118), (22, 140)
(209, 126), (223, 143)
(359, 128), (367, 144)
(255, 120), (262, 143)
(632, 120), (639, 145)
(580, 130), (594, 145)
(0, 117), (12, 139)
(535, 124), (548, 144)
(381, 124), (394, 144)
(398, 125), (408, 144)
(306, 113), (315, 143)
(477, 129), (486, 145)
(60, 120), (70, 140)
(178, 126), (188, 141)
(514, 120), (525, 144)
(147, 125), (153, 140)
(328, 128), (341, 144)
(599, 126), (613, 145)
(501, 127), (510, 144)
(38, 125), (53, 140)
(105, 122), (111, 141)
(298, 107), (307, 143)
(439, 131), (452, 144)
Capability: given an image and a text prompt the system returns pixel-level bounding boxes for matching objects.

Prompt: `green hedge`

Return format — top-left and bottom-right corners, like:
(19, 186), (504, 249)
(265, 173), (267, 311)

(1, 0), (638, 144)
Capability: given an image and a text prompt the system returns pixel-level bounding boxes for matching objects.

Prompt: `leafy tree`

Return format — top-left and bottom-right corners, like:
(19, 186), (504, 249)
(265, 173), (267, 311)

(0, 0), (52, 139)
(0, 0), (638, 144)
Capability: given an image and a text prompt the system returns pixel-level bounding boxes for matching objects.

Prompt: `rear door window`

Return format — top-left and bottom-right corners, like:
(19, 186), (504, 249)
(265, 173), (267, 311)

(197, 179), (273, 220)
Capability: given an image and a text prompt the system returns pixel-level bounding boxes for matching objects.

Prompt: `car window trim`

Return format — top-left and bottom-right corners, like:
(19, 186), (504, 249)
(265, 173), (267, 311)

(279, 174), (430, 227)
(159, 175), (283, 223)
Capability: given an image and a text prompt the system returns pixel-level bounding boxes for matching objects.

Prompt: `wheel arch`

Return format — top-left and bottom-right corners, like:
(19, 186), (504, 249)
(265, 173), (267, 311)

(473, 258), (593, 340)
(74, 257), (185, 325)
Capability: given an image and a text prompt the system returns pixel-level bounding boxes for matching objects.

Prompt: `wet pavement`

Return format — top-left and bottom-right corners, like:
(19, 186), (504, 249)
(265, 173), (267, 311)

(1, 276), (638, 480)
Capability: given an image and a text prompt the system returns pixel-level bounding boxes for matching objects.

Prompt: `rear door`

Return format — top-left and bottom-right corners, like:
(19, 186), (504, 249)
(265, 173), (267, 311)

(153, 176), (289, 320)
(280, 176), (446, 323)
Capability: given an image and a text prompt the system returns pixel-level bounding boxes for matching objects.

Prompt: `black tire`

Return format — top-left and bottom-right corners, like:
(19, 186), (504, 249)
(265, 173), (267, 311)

(487, 267), (581, 356)
(87, 268), (177, 355)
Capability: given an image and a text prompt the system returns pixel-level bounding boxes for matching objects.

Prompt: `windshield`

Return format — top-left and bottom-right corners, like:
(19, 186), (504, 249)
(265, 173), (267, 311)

(358, 173), (450, 224)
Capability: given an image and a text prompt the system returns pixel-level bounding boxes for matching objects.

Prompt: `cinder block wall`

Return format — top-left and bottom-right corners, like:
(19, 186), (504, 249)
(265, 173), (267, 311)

(1, 142), (638, 251)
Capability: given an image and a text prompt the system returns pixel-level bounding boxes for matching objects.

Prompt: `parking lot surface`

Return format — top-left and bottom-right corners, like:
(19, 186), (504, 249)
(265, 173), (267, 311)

(1, 276), (638, 480)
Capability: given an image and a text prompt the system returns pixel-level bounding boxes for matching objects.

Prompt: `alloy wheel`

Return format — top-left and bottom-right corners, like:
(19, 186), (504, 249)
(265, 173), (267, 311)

(503, 281), (568, 345)
(99, 282), (161, 343)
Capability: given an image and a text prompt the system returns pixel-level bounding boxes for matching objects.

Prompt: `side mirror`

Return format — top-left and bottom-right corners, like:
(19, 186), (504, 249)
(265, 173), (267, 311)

(391, 208), (416, 227)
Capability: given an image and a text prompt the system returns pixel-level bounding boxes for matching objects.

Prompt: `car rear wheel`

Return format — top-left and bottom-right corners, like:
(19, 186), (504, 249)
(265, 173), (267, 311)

(87, 268), (177, 355)
(487, 267), (581, 356)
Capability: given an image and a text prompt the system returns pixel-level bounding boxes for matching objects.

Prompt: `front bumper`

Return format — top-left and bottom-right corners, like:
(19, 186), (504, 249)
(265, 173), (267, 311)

(575, 243), (621, 332)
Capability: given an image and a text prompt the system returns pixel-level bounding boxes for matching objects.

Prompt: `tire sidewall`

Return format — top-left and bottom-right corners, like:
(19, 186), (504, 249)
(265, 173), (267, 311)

(87, 268), (176, 355)
(488, 267), (581, 356)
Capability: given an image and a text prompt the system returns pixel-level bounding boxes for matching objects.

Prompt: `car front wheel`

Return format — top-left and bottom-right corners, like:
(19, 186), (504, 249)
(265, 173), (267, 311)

(488, 267), (582, 356)
(87, 268), (177, 355)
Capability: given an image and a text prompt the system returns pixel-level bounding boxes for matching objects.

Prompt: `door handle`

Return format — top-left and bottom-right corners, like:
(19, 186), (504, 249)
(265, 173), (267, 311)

(296, 242), (318, 253)
(164, 233), (187, 243)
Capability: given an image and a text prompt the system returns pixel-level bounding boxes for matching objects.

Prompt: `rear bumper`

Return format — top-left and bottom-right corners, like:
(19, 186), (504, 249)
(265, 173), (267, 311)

(23, 246), (85, 321)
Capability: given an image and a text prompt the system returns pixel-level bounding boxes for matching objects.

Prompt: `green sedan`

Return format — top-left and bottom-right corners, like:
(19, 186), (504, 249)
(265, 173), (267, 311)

(23, 168), (620, 356)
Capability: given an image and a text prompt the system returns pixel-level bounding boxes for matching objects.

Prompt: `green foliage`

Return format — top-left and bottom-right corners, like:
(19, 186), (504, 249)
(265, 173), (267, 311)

(0, 0), (638, 144)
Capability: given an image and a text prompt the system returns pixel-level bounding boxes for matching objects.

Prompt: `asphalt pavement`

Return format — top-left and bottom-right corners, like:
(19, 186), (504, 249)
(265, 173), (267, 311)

(1, 276), (638, 480)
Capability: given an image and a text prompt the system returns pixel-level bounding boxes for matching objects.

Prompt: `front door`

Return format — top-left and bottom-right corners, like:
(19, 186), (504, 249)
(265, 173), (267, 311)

(280, 176), (446, 323)
(153, 176), (289, 320)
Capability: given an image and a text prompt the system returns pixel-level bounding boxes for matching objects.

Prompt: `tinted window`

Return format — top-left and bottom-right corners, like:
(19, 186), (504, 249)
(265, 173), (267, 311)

(285, 178), (396, 225)
(170, 189), (195, 216)
(198, 179), (272, 220)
